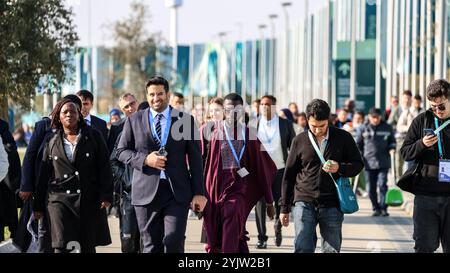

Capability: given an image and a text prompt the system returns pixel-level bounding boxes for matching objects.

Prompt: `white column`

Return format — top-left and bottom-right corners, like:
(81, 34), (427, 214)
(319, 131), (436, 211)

(419, 0), (426, 99)
(375, 0), (382, 108)
(426, 0), (432, 90)
(399, 0), (406, 93)
(404, 0), (411, 90)
(386, 0), (395, 106)
(393, 0), (400, 97)
(350, 0), (357, 100)
(435, 0), (447, 80)
(411, 0), (419, 94)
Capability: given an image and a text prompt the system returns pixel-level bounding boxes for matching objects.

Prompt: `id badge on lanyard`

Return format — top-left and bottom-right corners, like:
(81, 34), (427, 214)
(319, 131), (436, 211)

(435, 117), (450, 182)
(439, 160), (450, 183)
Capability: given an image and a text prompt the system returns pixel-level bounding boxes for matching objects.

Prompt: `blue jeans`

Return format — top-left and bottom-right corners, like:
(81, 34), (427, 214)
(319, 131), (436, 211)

(365, 169), (388, 211)
(292, 201), (344, 253)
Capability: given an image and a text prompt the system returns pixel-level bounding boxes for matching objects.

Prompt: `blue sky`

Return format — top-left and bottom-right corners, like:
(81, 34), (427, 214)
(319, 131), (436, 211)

(68, 0), (326, 46)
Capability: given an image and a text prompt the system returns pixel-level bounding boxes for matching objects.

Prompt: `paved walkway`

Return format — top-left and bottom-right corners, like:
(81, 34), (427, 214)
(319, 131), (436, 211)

(98, 196), (417, 253)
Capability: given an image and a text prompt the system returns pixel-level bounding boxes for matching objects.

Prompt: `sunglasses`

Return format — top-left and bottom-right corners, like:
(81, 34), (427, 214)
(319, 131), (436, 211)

(430, 101), (448, 112)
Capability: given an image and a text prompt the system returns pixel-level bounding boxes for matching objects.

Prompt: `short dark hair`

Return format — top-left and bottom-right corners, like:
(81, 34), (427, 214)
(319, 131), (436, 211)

(224, 93), (244, 105)
(305, 99), (330, 121)
(261, 95), (277, 105)
(76, 89), (94, 102)
(172, 92), (184, 99)
(426, 79), (450, 101)
(296, 112), (307, 119)
(146, 76), (169, 92)
(354, 110), (365, 117)
(402, 90), (413, 97)
(368, 107), (382, 117)
(414, 94), (422, 101)
(51, 98), (86, 130)
(138, 101), (149, 111)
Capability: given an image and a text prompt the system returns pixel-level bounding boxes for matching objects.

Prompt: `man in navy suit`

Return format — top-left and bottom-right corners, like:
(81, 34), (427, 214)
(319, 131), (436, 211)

(76, 89), (109, 142)
(117, 76), (207, 253)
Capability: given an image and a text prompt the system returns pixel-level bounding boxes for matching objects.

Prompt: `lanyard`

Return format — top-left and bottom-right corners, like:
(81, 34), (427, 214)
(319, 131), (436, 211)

(223, 124), (246, 167)
(149, 108), (172, 147)
(434, 117), (450, 159)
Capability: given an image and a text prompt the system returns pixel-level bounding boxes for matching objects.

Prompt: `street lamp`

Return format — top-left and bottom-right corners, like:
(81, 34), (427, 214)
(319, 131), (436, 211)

(165, 0), (183, 84)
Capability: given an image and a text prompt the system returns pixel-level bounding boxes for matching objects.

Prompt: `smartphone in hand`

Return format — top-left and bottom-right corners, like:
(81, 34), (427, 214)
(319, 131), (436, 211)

(423, 128), (436, 136)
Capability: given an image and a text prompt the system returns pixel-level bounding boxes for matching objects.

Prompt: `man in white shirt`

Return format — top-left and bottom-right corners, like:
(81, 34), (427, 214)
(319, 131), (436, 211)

(252, 95), (296, 248)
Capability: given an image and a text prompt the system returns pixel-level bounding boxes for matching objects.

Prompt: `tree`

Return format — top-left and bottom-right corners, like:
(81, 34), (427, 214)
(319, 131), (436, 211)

(0, 0), (79, 120)
(107, 0), (171, 104)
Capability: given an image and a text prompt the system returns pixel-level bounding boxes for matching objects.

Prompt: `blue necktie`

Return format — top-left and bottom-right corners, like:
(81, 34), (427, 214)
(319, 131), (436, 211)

(85, 119), (91, 126)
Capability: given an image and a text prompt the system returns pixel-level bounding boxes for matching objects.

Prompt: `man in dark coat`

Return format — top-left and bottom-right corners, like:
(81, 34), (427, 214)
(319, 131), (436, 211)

(249, 95), (296, 249)
(0, 118), (21, 242)
(117, 76), (207, 253)
(280, 99), (364, 253)
(109, 92), (140, 252)
(76, 89), (108, 142)
(356, 108), (396, 217)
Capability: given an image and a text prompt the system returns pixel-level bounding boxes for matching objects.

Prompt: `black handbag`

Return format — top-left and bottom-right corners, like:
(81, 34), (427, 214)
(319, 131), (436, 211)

(396, 162), (422, 194)
(396, 112), (429, 194)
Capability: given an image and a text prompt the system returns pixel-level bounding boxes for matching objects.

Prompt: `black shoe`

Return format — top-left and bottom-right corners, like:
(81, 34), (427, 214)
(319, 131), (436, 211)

(274, 229), (282, 247)
(381, 210), (390, 217)
(256, 240), (267, 249)
(372, 210), (381, 217)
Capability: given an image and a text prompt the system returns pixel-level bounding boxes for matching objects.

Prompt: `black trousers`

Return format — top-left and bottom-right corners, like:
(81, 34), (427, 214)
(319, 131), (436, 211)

(413, 195), (450, 253)
(255, 169), (284, 242)
(119, 192), (141, 253)
(134, 181), (189, 253)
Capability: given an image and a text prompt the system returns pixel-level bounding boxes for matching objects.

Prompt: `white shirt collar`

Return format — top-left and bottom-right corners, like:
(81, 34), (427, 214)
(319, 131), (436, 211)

(260, 114), (278, 125)
(85, 114), (91, 122)
(150, 106), (170, 120)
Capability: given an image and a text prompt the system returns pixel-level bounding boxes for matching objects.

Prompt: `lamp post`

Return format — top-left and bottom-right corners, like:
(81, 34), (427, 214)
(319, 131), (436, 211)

(165, 0), (183, 84)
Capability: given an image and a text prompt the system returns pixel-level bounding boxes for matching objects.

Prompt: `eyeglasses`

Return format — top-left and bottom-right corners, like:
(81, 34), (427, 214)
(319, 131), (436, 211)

(430, 101), (448, 112)
(123, 101), (136, 110)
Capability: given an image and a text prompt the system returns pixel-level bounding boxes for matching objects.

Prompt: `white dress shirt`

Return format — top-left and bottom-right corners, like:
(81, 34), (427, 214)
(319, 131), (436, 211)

(258, 115), (285, 169)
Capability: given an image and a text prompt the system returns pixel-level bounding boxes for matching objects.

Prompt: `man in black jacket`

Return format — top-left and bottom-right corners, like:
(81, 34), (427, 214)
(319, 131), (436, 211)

(107, 93), (138, 153)
(76, 89), (108, 142)
(250, 95), (295, 249)
(109, 92), (140, 252)
(279, 99), (363, 253)
(356, 108), (396, 217)
(401, 79), (450, 253)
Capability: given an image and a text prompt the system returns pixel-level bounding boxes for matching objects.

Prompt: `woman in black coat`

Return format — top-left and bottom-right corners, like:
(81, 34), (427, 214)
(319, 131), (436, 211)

(34, 98), (113, 253)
